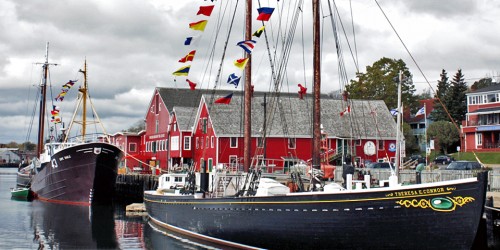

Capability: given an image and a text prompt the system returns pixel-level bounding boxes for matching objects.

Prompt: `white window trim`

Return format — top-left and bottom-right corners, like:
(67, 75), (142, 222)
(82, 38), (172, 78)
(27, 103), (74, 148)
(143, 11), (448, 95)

(184, 136), (191, 150)
(230, 137), (238, 148)
(476, 133), (482, 146)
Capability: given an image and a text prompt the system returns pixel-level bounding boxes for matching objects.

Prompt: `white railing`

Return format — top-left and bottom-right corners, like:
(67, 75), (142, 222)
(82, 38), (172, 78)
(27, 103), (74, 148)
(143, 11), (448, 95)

(334, 167), (500, 190)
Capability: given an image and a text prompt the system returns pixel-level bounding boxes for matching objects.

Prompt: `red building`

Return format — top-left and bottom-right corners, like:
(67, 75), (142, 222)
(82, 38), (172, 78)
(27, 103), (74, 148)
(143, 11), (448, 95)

(118, 88), (399, 173)
(189, 92), (398, 172)
(462, 85), (500, 152)
(111, 131), (145, 173)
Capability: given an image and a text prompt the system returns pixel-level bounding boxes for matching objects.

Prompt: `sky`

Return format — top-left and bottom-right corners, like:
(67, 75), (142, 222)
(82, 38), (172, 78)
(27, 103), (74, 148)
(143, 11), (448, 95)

(1, 0), (499, 143)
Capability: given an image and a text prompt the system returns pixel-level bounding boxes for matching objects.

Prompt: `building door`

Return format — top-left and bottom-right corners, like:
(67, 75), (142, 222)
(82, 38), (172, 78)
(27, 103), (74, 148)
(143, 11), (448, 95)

(208, 158), (213, 172)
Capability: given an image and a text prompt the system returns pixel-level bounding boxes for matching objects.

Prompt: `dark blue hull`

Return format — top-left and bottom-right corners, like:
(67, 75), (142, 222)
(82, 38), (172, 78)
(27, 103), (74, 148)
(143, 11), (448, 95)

(144, 172), (487, 249)
(31, 142), (123, 205)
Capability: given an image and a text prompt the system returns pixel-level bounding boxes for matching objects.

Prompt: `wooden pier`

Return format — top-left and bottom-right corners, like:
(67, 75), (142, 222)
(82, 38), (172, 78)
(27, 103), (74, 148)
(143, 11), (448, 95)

(115, 174), (158, 203)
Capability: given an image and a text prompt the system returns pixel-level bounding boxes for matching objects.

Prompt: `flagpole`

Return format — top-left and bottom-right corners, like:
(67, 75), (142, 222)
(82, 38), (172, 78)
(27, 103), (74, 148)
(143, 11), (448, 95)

(424, 102), (427, 166)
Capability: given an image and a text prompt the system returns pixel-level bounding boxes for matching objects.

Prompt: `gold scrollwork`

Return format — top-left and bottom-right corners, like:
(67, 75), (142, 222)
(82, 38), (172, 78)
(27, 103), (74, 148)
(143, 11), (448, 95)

(396, 196), (475, 212)
(446, 187), (457, 191)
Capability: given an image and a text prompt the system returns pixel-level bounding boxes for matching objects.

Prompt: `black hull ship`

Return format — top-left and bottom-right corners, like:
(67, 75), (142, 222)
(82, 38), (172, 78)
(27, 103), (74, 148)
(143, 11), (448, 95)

(24, 44), (122, 206)
(31, 142), (122, 205)
(144, 0), (488, 249)
(145, 173), (487, 249)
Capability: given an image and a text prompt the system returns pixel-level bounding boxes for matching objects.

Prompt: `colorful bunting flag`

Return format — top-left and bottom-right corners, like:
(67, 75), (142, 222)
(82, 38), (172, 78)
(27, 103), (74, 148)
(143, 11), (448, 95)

(173, 65), (191, 76)
(55, 80), (77, 102)
(252, 26), (265, 38)
(257, 7), (275, 21)
(197, 5), (215, 16)
(227, 73), (241, 88)
(184, 37), (193, 45)
(340, 106), (351, 116)
(298, 84), (307, 99)
(237, 40), (257, 54)
(234, 58), (249, 69)
(215, 93), (233, 104)
(179, 50), (196, 63)
(186, 79), (197, 90)
(189, 20), (208, 31)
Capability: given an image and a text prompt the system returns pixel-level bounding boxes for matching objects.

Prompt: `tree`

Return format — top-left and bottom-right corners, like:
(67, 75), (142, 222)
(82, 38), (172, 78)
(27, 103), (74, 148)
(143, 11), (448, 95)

(445, 69), (468, 125)
(432, 69), (450, 121)
(471, 77), (497, 91)
(416, 88), (432, 101)
(402, 122), (419, 154)
(20, 141), (37, 151)
(347, 57), (418, 112)
(427, 121), (460, 154)
(124, 120), (145, 133)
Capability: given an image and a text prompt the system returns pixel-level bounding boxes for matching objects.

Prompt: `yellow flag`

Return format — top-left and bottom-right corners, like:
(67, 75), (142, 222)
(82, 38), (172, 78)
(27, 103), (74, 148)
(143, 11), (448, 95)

(189, 20), (208, 31)
(234, 58), (249, 69)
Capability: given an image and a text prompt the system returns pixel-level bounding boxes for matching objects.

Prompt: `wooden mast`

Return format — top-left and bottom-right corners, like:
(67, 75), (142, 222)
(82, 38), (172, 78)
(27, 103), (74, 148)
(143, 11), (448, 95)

(312, 0), (321, 171)
(243, 0), (252, 172)
(79, 60), (88, 141)
(36, 43), (50, 158)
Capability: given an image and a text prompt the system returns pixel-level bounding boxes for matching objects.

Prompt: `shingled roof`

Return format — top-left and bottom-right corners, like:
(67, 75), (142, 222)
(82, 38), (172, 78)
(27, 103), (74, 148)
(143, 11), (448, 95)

(155, 87), (397, 140)
(204, 93), (398, 140)
(172, 106), (198, 131)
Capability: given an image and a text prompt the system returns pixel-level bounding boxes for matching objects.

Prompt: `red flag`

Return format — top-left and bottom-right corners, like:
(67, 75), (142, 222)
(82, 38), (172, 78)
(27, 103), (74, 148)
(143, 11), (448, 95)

(197, 5), (214, 16)
(186, 79), (197, 90)
(298, 84), (307, 99)
(179, 50), (196, 63)
(340, 106), (351, 116)
(215, 93), (233, 104)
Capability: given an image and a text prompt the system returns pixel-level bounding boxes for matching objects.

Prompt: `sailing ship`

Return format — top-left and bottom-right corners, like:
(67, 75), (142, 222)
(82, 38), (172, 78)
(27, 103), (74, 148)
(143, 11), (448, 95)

(144, 1), (487, 249)
(26, 43), (123, 206)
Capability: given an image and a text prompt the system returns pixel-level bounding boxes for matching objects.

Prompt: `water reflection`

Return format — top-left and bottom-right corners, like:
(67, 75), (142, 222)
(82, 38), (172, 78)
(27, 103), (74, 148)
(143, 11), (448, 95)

(31, 201), (119, 249)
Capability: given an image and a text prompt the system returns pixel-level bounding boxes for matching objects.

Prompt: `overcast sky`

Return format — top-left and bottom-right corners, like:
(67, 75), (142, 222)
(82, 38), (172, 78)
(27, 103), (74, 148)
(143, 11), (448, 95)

(1, 0), (499, 143)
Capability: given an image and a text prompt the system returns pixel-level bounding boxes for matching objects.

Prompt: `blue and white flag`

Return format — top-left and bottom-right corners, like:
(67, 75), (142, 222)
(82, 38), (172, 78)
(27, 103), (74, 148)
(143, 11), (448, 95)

(415, 106), (425, 116)
(227, 73), (241, 88)
(236, 40), (257, 54)
(390, 109), (398, 116)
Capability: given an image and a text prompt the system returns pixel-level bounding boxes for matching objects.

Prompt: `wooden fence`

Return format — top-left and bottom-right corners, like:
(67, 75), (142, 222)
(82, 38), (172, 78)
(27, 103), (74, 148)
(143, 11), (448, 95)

(334, 168), (500, 191)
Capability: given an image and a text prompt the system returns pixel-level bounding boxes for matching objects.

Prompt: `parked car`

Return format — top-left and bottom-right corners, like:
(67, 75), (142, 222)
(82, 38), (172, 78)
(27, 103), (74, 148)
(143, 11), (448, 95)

(433, 155), (453, 165)
(367, 162), (394, 169)
(445, 161), (482, 170)
(408, 154), (425, 164)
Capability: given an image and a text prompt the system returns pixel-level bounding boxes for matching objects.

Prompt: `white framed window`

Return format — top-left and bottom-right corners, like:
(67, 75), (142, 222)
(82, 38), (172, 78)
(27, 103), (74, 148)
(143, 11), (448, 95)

(288, 138), (296, 149)
(196, 137), (199, 149)
(257, 137), (264, 148)
(355, 140), (361, 146)
(378, 140), (384, 150)
(229, 155), (238, 167)
(211, 136), (214, 148)
(476, 133), (482, 146)
(230, 137), (238, 148)
(128, 143), (136, 152)
(184, 136), (191, 150)
(155, 120), (159, 133)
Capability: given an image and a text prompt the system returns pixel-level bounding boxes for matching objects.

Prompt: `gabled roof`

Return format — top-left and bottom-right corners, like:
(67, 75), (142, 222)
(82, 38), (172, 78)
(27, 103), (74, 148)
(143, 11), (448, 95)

(172, 106), (198, 131)
(204, 93), (397, 139)
(155, 87), (330, 113)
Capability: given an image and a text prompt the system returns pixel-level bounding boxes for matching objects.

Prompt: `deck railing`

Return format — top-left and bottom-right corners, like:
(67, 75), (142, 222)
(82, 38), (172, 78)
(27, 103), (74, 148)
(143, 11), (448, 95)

(334, 168), (500, 191)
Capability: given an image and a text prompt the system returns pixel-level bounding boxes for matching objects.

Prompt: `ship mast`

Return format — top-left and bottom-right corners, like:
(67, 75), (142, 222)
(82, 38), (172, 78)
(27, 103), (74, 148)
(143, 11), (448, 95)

(311, 0), (321, 173)
(243, 0), (252, 172)
(79, 60), (88, 141)
(36, 42), (57, 158)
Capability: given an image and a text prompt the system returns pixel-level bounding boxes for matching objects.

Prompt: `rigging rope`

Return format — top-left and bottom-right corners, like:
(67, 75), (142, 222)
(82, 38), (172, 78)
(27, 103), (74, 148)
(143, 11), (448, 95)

(373, 0), (460, 134)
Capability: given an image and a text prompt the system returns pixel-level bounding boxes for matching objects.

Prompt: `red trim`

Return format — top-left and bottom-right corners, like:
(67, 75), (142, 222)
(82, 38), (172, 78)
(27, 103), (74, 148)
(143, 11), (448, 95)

(35, 195), (90, 206)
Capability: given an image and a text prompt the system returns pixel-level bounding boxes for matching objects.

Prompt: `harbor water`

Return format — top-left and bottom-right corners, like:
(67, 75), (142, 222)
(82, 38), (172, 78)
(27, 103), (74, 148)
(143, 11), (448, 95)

(0, 167), (216, 250)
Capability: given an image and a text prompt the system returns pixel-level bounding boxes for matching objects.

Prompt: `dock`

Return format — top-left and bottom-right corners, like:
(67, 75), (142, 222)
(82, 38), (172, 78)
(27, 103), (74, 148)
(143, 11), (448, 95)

(125, 203), (147, 216)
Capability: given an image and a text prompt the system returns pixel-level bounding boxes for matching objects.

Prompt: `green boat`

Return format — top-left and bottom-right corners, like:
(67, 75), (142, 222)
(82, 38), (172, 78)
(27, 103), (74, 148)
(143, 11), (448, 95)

(10, 187), (32, 200)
